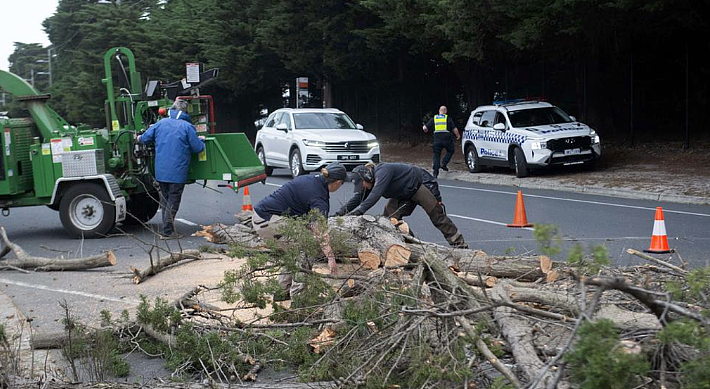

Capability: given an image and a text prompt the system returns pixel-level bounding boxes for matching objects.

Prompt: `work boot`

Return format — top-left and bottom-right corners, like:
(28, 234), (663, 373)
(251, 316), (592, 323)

(160, 232), (183, 240)
(448, 232), (467, 249)
(441, 165), (449, 172)
(433, 169), (439, 178)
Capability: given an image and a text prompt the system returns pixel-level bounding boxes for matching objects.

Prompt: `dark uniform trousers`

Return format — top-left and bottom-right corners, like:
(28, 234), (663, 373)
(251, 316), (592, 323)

(432, 135), (455, 174)
(158, 182), (186, 235)
(383, 185), (466, 248)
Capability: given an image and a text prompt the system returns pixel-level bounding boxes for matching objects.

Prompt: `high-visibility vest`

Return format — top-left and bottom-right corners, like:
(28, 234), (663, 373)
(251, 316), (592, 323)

(434, 114), (449, 133)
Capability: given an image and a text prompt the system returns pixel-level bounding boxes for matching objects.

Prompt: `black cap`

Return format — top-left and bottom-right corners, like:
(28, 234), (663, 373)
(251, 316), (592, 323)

(352, 164), (374, 183)
(325, 162), (347, 181)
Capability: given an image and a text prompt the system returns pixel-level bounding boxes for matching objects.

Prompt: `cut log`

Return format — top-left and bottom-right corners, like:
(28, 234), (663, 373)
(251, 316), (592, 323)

(0, 227), (115, 271)
(357, 241), (381, 270)
(194, 223), (263, 248)
(384, 244), (411, 267)
(130, 249), (201, 284)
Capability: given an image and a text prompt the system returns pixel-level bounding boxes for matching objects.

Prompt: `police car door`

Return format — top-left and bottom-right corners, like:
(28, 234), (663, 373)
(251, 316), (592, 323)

(477, 110), (505, 161)
(490, 111), (510, 161)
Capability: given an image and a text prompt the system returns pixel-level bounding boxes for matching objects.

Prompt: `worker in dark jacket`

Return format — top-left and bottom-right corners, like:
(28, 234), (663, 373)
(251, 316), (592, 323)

(423, 105), (461, 178)
(138, 100), (204, 239)
(252, 162), (347, 295)
(335, 162), (467, 248)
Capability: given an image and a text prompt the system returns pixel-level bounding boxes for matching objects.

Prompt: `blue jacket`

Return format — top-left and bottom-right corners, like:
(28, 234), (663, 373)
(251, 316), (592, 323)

(139, 109), (204, 183)
(254, 174), (330, 221)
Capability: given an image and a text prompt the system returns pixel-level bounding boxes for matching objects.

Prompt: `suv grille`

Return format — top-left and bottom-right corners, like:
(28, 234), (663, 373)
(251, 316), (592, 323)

(324, 141), (369, 153)
(546, 136), (591, 152)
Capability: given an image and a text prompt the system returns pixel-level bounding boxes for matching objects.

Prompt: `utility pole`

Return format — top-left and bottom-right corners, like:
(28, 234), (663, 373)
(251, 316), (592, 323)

(36, 47), (53, 87)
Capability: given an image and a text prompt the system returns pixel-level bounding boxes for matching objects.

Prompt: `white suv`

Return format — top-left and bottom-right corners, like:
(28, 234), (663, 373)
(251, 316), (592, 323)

(461, 101), (601, 177)
(255, 108), (380, 178)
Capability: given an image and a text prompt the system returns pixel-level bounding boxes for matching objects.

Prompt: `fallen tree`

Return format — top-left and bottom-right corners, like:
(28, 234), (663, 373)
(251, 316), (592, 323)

(56, 213), (705, 388)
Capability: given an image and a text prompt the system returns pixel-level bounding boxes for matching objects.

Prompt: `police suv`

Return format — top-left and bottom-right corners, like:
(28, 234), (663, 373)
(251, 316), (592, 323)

(461, 100), (601, 177)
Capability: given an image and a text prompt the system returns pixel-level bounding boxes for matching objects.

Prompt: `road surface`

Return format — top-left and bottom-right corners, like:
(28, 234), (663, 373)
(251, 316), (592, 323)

(1, 169), (708, 334)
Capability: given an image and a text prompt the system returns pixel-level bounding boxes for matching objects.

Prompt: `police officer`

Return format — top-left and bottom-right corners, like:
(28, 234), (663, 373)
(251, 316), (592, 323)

(423, 105), (461, 178)
(334, 162), (467, 248)
(252, 162), (347, 296)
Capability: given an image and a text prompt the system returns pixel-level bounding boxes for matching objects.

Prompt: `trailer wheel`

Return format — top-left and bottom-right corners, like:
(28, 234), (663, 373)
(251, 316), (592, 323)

(59, 183), (116, 238)
(124, 190), (160, 225)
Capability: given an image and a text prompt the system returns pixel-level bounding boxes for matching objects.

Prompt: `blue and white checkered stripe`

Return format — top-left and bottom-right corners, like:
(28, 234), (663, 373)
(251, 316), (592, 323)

(463, 130), (527, 145)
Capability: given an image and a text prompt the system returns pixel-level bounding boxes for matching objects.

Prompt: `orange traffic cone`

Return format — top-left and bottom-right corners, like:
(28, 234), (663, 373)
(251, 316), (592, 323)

(242, 186), (253, 212)
(644, 207), (671, 253)
(507, 190), (533, 228)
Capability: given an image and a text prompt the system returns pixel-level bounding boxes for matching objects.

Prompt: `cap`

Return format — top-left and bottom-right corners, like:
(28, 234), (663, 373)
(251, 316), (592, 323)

(325, 162), (347, 181)
(352, 164), (374, 183)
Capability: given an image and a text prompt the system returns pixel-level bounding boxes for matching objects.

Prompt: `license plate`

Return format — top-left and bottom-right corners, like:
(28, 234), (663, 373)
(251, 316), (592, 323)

(564, 148), (581, 155)
(337, 155), (359, 160)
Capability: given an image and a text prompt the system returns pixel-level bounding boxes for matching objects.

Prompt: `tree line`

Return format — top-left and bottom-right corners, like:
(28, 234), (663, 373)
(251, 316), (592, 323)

(4, 0), (709, 144)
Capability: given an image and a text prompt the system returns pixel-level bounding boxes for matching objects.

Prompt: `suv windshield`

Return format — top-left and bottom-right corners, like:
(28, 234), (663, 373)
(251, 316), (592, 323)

(508, 107), (573, 127)
(293, 113), (356, 130)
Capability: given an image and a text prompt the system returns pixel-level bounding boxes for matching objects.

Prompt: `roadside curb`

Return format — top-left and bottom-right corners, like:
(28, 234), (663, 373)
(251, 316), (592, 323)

(412, 163), (710, 206)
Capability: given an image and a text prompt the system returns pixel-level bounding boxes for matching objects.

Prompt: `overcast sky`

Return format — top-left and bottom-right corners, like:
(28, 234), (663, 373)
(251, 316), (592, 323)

(0, 0), (59, 71)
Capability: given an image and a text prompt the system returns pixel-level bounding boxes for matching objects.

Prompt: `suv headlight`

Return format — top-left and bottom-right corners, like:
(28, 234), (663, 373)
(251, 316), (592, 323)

(302, 139), (326, 148)
(367, 141), (379, 149)
(529, 138), (547, 150)
(589, 130), (600, 144)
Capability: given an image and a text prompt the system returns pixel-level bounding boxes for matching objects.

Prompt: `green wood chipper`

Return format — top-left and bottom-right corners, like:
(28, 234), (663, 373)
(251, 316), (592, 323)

(0, 47), (265, 238)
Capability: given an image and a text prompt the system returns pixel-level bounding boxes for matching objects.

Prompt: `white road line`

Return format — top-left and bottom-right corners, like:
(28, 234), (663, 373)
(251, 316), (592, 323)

(176, 218), (197, 226)
(448, 213), (535, 231)
(265, 182), (283, 188)
(0, 278), (141, 305)
(440, 184), (710, 217)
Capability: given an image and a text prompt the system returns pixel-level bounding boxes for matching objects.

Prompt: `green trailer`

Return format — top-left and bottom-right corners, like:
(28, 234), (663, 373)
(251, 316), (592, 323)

(0, 47), (265, 237)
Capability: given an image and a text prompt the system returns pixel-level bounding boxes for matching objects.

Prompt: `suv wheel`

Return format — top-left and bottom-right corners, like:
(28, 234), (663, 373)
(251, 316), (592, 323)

(289, 149), (306, 178)
(465, 145), (483, 173)
(256, 146), (273, 176)
(513, 147), (529, 178)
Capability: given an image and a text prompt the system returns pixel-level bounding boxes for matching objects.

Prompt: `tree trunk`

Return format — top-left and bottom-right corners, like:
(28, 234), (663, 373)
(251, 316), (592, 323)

(130, 249), (202, 284)
(0, 227), (115, 271)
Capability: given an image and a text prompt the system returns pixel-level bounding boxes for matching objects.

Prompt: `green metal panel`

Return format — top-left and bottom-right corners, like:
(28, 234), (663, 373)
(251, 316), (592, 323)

(187, 133), (265, 186)
(30, 143), (55, 198)
(0, 118), (37, 195)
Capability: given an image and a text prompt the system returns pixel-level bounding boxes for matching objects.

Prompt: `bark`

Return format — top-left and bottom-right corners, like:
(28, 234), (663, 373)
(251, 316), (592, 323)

(0, 227), (115, 271)
(130, 249), (201, 284)
(491, 281), (555, 387)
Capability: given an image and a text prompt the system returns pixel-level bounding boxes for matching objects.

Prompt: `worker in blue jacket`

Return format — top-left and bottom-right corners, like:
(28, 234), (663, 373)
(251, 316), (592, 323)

(137, 99), (204, 239)
(252, 162), (347, 296)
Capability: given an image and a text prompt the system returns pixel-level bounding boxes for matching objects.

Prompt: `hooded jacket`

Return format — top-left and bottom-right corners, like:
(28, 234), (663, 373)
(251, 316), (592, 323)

(139, 109), (204, 183)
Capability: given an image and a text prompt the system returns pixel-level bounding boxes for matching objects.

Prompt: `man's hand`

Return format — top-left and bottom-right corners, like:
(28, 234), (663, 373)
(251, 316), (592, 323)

(422, 125), (429, 133)
(198, 135), (206, 141)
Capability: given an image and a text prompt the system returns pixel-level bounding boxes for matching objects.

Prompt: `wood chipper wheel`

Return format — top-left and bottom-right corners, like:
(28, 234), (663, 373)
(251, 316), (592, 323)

(59, 183), (116, 238)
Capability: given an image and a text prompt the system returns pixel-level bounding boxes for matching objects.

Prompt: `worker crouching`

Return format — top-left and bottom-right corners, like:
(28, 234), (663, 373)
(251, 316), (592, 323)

(251, 162), (347, 297)
(334, 162), (467, 249)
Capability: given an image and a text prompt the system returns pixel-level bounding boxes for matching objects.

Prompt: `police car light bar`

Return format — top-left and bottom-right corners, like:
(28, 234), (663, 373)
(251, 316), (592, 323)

(492, 96), (547, 106)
